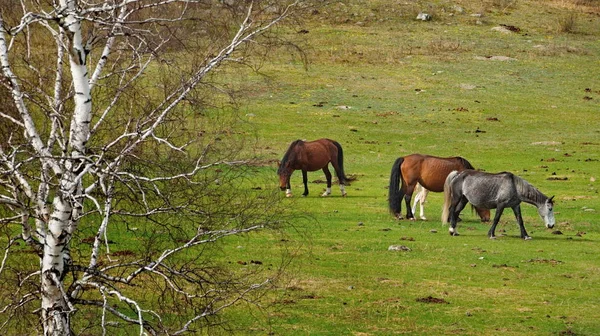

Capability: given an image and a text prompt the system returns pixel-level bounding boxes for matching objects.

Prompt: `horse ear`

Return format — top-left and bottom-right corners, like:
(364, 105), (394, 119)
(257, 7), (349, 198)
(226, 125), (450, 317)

(549, 195), (555, 203)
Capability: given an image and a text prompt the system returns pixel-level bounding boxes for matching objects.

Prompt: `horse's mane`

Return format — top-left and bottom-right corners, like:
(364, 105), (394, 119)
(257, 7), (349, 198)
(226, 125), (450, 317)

(513, 175), (546, 205)
(277, 139), (304, 174)
(457, 157), (475, 170)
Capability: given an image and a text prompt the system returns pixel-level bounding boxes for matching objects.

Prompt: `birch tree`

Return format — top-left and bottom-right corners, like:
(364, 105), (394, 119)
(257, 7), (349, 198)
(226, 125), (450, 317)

(0, 1), (303, 334)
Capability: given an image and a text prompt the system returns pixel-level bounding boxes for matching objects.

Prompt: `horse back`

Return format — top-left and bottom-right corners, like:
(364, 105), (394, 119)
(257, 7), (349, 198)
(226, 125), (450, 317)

(293, 139), (338, 172)
(403, 154), (472, 192)
(458, 170), (520, 208)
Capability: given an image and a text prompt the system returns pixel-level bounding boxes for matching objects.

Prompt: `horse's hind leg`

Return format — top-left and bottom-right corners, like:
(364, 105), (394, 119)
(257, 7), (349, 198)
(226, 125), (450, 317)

(321, 166), (332, 196)
(449, 196), (468, 236)
(512, 204), (531, 240)
(302, 170), (309, 197)
(330, 161), (346, 197)
(404, 183), (417, 220)
(488, 207), (505, 239)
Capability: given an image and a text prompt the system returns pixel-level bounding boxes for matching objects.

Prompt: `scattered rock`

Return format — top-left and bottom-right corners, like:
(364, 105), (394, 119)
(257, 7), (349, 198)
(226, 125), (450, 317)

(388, 245), (411, 252)
(552, 230), (563, 235)
(452, 5), (464, 14)
(499, 24), (521, 33)
(430, 229), (438, 233)
(491, 26), (516, 34)
(416, 13), (432, 21)
(474, 55), (517, 61)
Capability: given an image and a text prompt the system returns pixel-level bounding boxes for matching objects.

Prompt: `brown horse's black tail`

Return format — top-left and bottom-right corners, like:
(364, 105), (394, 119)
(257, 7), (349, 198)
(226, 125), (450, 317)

(332, 140), (348, 184)
(388, 157), (404, 216)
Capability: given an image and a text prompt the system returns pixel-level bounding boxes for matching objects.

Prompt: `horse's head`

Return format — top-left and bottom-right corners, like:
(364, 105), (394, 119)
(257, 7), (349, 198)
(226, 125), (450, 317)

(538, 196), (555, 228)
(475, 207), (491, 222)
(277, 161), (290, 191)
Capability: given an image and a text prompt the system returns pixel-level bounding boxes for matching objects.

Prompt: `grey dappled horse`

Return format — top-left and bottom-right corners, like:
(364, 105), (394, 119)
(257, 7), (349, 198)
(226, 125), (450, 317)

(442, 170), (555, 240)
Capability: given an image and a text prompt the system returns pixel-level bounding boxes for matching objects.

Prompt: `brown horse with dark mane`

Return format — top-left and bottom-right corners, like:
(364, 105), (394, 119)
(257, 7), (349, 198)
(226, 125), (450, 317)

(278, 139), (348, 197)
(388, 154), (490, 221)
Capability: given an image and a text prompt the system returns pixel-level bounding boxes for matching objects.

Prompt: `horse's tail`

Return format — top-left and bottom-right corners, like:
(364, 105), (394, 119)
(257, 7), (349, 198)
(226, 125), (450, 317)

(331, 140), (348, 184)
(388, 157), (405, 216)
(442, 170), (459, 225)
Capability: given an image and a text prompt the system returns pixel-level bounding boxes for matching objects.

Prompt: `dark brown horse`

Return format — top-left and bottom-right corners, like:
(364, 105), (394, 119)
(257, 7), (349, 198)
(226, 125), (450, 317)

(388, 154), (490, 221)
(278, 139), (348, 197)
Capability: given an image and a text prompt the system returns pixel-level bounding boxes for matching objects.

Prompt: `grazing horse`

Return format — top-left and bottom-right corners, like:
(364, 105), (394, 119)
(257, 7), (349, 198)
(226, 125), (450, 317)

(278, 139), (348, 197)
(388, 154), (490, 221)
(442, 170), (555, 240)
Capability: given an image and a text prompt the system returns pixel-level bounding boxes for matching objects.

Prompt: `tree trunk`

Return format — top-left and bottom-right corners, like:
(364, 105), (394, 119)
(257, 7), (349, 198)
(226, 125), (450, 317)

(41, 196), (73, 335)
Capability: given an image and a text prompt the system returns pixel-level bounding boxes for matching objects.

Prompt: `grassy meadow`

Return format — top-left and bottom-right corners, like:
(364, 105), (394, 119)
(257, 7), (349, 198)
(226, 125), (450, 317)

(221, 1), (600, 335)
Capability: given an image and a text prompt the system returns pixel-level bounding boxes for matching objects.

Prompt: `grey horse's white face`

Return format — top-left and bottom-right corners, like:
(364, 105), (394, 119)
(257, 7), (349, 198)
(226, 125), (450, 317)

(538, 197), (555, 228)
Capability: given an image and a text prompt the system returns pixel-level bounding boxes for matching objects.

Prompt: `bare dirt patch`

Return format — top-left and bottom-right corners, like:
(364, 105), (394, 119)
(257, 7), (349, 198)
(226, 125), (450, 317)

(416, 296), (449, 304)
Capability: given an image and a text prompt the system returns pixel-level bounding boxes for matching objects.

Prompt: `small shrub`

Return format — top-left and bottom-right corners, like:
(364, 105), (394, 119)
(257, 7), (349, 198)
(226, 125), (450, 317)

(557, 13), (577, 33)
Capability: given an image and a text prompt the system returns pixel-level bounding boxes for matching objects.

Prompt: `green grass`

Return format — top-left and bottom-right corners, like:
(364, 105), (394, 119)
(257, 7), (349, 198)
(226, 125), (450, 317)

(221, 1), (600, 334)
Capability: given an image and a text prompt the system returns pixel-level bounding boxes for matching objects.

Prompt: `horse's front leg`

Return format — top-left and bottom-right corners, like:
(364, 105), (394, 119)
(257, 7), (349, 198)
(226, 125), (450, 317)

(285, 174), (293, 197)
(321, 167), (332, 196)
(488, 206), (505, 239)
(302, 170), (309, 197)
(512, 204), (531, 240)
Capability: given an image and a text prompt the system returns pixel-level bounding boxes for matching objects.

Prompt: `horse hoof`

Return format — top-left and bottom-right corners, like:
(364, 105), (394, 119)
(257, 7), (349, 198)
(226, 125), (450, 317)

(409, 217), (416, 221)
(420, 216), (427, 221)
(321, 193), (330, 197)
(489, 236), (496, 240)
(524, 236), (532, 240)
(341, 193), (347, 197)
(286, 194), (293, 198)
